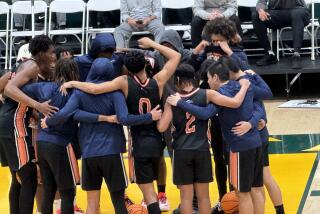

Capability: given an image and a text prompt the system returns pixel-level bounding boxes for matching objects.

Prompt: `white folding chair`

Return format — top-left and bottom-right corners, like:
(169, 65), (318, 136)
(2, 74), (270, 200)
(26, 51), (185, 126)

(0, 1), (9, 70)
(9, 0), (47, 69)
(86, 0), (120, 53)
(161, 0), (193, 32)
(49, 0), (85, 54)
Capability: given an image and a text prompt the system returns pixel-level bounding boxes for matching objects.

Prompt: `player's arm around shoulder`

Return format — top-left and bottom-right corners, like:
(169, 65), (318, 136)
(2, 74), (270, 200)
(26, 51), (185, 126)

(157, 102), (173, 133)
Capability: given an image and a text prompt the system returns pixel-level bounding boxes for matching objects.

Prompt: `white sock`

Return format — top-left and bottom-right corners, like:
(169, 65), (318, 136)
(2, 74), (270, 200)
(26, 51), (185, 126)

(54, 199), (61, 210)
(268, 50), (275, 55)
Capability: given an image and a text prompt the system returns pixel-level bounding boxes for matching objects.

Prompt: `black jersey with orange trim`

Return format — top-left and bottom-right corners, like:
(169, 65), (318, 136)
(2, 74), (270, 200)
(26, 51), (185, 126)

(172, 88), (210, 151)
(126, 75), (164, 158)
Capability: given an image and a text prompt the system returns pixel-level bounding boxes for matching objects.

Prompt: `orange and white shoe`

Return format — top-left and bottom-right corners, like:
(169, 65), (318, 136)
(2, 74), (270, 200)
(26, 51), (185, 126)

(158, 192), (170, 212)
(141, 200), (147, 208)
(56, 205), (84, 214)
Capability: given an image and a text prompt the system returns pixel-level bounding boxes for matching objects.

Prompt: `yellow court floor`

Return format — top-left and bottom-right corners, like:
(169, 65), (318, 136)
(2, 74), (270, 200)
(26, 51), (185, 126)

(0, 152), (316, 214)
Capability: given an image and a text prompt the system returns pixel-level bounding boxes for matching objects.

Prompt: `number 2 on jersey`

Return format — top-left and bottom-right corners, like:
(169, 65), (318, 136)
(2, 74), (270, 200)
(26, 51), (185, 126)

(139, 98), (151, 114)
(185, 112), (195, 134)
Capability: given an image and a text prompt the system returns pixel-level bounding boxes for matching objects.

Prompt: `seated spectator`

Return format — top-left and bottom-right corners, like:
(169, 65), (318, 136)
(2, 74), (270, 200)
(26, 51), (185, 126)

(114, 0), (165, 48)
(252, 0), (310, 69)
(12, 0), (67, 44)
(191, 0), (242, 48)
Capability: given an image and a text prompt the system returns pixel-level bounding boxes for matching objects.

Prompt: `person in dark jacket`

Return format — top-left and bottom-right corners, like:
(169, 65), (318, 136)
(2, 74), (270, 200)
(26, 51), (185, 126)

(252, 0), (310, 69)
(43, 58), (161, 214)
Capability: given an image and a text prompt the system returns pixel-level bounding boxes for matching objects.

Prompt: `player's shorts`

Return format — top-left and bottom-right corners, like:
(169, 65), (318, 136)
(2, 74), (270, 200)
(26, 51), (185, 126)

(133, 157), (160, 184)
(0, 138), (8, 167)
(37, 141), (80, 190)
(262, 143), (269, 167)
(173, 150), (213, 185)
(82, 154), (128, 192)
(1, 134), (34, 171)
(229, 146), (263, 193)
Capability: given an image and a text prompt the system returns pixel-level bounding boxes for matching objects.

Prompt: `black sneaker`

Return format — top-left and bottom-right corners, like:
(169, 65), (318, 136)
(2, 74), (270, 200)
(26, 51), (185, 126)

(212, 202), (224, 214)
(55, 35), (67, 44)
(256, 54), (278, 66)
(291, 54), (302, 69)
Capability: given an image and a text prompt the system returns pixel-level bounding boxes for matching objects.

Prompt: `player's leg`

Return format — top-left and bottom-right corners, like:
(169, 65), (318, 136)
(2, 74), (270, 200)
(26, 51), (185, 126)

(194, 183), (211, 214)
(110, 189), (128, 214)
(82, 157), (103, 214)
(86, 191), (100, 214)
(17, 162), (38, 214)
(60, 188), (76, 214)
(179, 184), (194, 214)
(262, 143), (285, 214)
(251, 147), (265, 214)
(135, 157), (161, 214)
(157, 155), (170, 211)
(9, 169), (21, 214)
(237, 191), (254, 214)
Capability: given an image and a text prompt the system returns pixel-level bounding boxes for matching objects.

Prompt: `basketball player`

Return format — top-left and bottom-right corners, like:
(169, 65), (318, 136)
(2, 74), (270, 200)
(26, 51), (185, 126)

(1, 35), (57, 214)
(42, 58), (162, 214)
(167, 60), (266, 214)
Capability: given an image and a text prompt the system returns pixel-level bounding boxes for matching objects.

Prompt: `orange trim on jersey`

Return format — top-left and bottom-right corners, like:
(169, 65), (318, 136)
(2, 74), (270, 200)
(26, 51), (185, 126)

(15, 135), (29, 169)
(179, 88), (200, 98)
(133, 75), (150, 87)
(139, 98), (151, 114)
(67, 143), (80, 185)
(230, 152), (239, 191)
(14, 103), (28, 138)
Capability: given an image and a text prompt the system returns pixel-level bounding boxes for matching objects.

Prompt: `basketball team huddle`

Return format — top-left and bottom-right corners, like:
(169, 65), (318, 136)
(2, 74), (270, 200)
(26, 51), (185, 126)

(0, 17), (284, 214)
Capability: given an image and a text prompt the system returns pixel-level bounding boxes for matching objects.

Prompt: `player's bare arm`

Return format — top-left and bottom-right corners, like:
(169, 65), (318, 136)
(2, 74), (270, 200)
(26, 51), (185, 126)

(206, 79), (250, 108)
(60, 75), (129, 97)
(0, 72), (11, 93)
(157, 102), (173, 133)
(138, 37), (181, 95)
(4, 61), (58, 116)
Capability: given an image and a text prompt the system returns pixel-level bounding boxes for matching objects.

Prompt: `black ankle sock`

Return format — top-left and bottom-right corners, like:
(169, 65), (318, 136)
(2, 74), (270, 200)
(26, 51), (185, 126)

(157, 185), (166, 193)
(147, 202), (161, 214)
(275, 204), (285, 214)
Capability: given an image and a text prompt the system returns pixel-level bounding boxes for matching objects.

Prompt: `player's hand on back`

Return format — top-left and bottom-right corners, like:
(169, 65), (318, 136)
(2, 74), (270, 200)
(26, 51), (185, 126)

(238, 78), (250, 89)
(167, 93), (182, 107)
(244, 69), (256, 75)
(60, 81), (74, 96)
(232, 121), (252, 136)
(258, 119), (266, 131)
(36, 100), (59, 117)
(41, 117), (49, 129)
(138, 37), (155, 49)
(150, 105), (162, 121)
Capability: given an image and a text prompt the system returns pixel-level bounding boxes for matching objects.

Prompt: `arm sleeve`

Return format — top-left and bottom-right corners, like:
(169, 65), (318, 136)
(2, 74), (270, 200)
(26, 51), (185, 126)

(121, 0), (130, 21)
(177, 100), (220, 120)
(73, 110), (99, 123)
(193, 0), (211, 20)
(248, 101), (264, 128)
(152, 0), (162, 19)
(46, 93), (80, 127)
(252, 74), (273, 100)
(113, 92), (153, 126)
(222, 0), (237, 18)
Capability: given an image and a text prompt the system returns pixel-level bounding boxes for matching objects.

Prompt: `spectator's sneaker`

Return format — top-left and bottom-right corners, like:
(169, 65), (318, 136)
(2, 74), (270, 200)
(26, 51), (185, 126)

(211, 202), (224, 214)
(256, 54), (278, 66)
(141, 200), (147, 208)
(55, 35), (67, 44)
(14, 38), (27, 46)
(158, 192), (170, 212)
(182, 31), (191, 40)
(291, 54), (302, 69)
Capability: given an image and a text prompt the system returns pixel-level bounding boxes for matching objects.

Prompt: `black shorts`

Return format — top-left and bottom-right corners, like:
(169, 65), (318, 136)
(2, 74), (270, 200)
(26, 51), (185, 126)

(0, 138), (8, 167)
(133, 157), (160, 184)
(37, 141), (79, 190)
(82, 154), (128, 192)
(262, 143), (269, 167)
(229, 147), (263, 193)
(1, 135), (34, 171)
(173, 150), (213, 185)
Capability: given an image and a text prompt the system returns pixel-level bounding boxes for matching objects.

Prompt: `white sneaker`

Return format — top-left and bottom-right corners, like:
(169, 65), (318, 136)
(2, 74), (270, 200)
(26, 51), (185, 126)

(141, 200), (147, 208)
(182, 31), (191, 40)
(158, 192), (170, 212)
